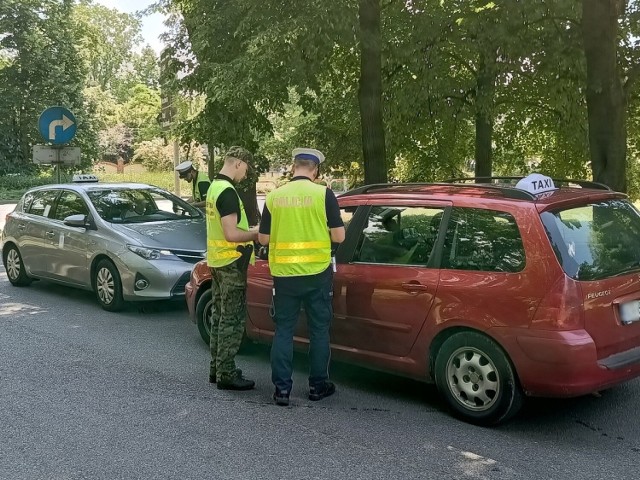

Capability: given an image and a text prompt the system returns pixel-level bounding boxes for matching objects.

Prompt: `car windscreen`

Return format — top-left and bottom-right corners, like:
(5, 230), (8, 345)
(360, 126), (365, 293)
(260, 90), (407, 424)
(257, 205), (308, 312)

(86, 187), (202, 223)
(540, 199), (640, 281)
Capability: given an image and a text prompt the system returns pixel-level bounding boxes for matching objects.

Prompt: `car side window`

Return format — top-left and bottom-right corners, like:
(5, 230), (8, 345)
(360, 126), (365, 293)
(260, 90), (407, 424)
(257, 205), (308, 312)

(441, 207), (525, 272)
(20, 191), (36, 212)
(53, 191), (88, 221)
(353, 205), (444, 265)
(27, 190), (60, 218)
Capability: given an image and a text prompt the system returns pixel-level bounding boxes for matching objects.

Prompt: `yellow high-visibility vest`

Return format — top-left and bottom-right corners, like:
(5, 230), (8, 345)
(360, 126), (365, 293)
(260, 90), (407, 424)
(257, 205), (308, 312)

(266, 180), (331, 277)
(192, 170), (211, 202)
(206, 179), (250, 267)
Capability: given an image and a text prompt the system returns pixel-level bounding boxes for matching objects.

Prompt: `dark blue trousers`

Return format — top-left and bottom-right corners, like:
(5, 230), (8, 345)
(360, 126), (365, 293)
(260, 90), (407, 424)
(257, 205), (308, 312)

(270, 269), (333, 393)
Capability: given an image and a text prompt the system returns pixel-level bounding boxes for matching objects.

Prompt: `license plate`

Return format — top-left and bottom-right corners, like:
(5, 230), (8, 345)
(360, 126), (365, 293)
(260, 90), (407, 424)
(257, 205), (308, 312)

(619, 300), (640, 325)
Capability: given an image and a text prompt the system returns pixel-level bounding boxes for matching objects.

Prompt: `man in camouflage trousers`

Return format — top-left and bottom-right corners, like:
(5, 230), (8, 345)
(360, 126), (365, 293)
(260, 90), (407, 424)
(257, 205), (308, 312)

(206, 146), (258, 390)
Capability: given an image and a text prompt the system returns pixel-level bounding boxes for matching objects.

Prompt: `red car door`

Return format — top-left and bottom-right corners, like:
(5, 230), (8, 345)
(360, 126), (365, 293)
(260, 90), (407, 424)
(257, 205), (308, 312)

(330, 201), (449, 357)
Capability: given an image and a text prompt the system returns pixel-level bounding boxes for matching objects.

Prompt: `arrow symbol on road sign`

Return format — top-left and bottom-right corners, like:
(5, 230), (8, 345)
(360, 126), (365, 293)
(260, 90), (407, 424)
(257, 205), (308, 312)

(48, 114), (75, 141)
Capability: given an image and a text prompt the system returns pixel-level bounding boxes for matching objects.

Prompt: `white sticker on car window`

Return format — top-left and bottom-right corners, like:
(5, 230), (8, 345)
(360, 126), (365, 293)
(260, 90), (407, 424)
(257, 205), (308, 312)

(568, 241), (575, 257)
(59, 234), (64, 248)
(44, 205), (51, 217)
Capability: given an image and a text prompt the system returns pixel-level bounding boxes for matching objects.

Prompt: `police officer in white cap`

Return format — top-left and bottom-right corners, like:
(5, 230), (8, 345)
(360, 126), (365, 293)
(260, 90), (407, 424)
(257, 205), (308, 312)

(175, 160), (211, 208)
(258, 147), (346, 406)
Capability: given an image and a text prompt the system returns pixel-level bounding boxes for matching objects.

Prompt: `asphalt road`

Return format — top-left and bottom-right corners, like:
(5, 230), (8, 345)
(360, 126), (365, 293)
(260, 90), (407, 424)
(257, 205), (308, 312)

(1, 264), (640, 480)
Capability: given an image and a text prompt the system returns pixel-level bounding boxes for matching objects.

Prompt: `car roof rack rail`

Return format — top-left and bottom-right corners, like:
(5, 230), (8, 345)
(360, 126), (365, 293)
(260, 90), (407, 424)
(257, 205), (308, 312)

(445, 176), (612, 191)
(431, 182), (537, 200)
(339, 182), (432, 197)
(340, 181), (537, 201)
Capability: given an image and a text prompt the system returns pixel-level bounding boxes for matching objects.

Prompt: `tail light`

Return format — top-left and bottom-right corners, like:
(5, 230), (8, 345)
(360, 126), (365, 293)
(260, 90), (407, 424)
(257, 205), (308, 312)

(531, 276), (584, 330)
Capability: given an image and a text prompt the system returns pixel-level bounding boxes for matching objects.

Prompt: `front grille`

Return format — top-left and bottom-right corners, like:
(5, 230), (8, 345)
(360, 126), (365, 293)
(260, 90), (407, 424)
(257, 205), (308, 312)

(172, 250), (206, 264)
(171, 271), (192, 297)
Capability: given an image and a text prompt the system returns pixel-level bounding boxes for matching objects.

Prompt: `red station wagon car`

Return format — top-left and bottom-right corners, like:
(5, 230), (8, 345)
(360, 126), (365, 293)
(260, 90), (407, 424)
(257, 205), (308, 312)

(185, 174), (640, 425)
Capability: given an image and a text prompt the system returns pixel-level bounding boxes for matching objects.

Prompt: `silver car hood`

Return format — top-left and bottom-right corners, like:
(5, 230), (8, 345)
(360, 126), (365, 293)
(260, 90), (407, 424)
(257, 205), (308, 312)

(110, 219), (207, 252)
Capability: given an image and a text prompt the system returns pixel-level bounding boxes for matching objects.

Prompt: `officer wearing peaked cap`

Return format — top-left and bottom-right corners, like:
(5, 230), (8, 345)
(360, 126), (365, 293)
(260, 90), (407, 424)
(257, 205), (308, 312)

(206, 146), (258, 391)
(175, 160), (211, 209)
(258, 147), (346, 406)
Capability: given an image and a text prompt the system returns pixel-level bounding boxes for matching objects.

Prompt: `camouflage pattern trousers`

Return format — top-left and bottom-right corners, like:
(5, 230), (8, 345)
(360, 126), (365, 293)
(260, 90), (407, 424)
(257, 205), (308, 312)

(209, 260), (248, 381)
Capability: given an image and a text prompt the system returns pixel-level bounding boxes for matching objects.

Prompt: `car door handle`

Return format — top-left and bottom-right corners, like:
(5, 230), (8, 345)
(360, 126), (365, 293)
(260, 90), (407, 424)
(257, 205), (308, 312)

(45, 231), (55, 237)
(17, 224), (26, 230)
(401, 282), (429, 292)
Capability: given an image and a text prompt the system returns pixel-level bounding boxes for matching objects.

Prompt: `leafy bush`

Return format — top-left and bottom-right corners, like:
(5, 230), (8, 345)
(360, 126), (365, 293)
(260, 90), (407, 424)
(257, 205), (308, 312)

(131, 139), (173, 172)
(0, 172), (58, 201)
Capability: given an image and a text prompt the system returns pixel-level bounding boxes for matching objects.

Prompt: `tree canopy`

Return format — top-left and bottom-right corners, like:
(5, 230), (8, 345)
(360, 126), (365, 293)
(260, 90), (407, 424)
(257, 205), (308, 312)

(162, 0), (640, 194)
(1, 0), (639, 197)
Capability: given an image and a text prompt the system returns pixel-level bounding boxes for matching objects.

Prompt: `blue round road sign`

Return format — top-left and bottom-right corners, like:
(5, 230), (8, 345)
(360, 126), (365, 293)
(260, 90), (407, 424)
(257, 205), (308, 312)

(38, 106), (77, 145)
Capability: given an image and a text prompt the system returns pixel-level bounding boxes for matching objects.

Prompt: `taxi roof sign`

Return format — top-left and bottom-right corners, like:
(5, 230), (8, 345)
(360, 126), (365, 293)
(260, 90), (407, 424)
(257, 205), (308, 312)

(72, 174), (99, 183)
(515, 173), (557, 196)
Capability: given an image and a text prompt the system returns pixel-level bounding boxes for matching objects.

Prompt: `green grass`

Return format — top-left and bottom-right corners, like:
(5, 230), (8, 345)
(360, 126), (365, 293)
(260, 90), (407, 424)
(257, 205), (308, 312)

(0, 172), (57, 202)
(0, 170), (179, 202)
(98, 171), (176, 191)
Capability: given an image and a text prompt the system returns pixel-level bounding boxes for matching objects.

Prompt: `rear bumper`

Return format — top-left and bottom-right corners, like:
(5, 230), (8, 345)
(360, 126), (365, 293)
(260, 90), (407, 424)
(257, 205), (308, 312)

(489, 327), (640, 397)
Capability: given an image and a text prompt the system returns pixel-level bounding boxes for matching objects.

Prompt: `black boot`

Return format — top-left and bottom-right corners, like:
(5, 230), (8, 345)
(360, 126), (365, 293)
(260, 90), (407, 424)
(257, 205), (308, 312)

(217, 371), (255, 391)
(309, 381), (335, 401)
(273, 389), (290, 406)
(209, 368), (242, 384)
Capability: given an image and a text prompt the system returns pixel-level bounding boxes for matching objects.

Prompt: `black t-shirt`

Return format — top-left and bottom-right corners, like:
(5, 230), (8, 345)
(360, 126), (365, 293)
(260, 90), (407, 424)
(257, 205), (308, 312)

(214, 174), (241, 224)
(197, 179), (210, 199)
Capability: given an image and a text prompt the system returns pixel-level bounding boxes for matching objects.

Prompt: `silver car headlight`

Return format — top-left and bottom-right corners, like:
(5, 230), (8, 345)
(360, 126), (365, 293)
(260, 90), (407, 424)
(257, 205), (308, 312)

(127, 244), (175, 260)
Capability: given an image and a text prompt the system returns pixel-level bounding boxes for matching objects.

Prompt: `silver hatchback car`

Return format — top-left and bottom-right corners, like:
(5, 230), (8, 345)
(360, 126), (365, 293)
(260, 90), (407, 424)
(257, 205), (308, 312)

(1, 175), (206, 311)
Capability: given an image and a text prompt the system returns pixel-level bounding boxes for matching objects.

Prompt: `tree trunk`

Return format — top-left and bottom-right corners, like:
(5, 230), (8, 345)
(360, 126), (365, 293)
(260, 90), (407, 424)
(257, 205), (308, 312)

(207, 146), (216, 181)
(582, 0), (628, 192)
(474, 51), (497, 180)
(358, 0), (387, 185)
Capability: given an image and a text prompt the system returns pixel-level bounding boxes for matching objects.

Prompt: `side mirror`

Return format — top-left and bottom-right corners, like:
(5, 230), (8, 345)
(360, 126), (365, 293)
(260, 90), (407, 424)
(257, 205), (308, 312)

(63, 214), (92, 229)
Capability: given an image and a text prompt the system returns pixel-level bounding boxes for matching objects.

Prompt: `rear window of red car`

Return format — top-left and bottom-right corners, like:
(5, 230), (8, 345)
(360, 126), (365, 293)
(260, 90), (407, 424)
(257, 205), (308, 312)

(541, 199), (640, 281)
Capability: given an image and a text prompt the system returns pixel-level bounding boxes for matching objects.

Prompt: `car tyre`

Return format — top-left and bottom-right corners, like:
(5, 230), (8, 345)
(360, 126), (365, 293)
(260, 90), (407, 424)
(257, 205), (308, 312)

(94, 259), (124, 312)
(195, 289), (213, 345)
(3, 244), (32, 287)
(435, 331), (523, 426)
(195, 287), (250, 350)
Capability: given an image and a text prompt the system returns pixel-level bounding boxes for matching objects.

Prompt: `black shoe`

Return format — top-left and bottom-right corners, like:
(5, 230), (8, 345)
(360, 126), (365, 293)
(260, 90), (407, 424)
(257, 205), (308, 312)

(309, 381), (336, 401)
(209, 368), (242, 384)
(217, 373), (255, 391)
(273, 389), (290, 406)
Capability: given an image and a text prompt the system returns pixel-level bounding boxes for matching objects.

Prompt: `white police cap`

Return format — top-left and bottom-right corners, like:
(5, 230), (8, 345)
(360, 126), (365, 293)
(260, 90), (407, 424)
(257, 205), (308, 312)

(175, 160), (193, 174)
(292, 147), (325, 164)
(515, 173), (557, 195)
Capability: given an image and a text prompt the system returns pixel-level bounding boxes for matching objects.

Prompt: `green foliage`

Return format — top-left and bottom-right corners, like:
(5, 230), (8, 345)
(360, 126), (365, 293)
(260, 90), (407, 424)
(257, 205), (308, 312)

(132, 138), (173, 172)
(99, 124), (133, 162)
(131, 139), (206, 173)
(96, 170), (175, 191)
(0, 171), (57, 201)
(0, 0), (97, 174)
(73, 0), (143, 94)
(121, 84), (162, 142)
(165, 0), (359, 162)
(2, 0), (638, 198)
